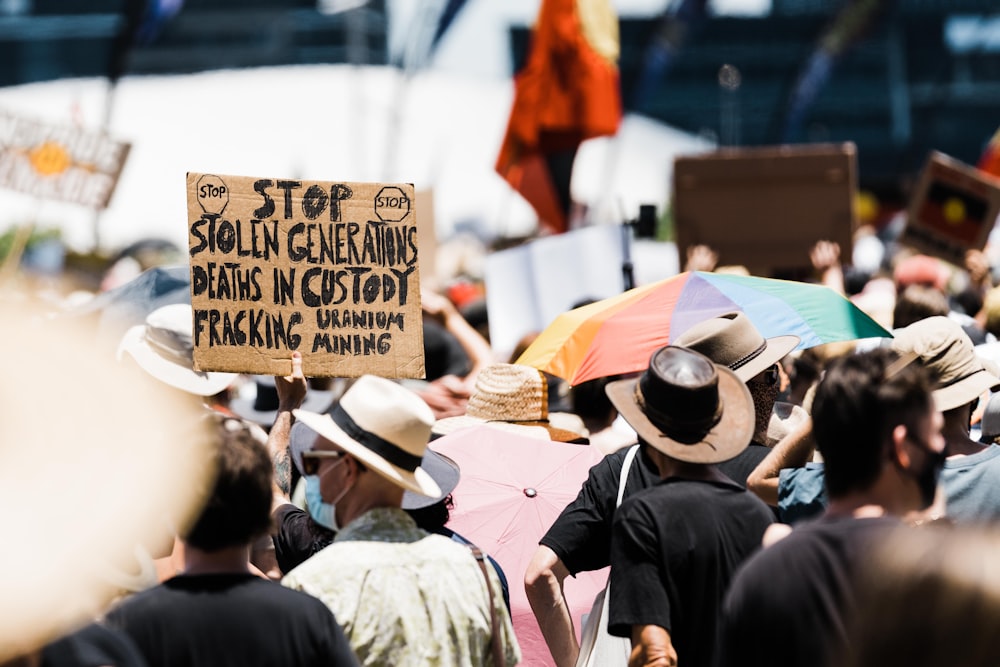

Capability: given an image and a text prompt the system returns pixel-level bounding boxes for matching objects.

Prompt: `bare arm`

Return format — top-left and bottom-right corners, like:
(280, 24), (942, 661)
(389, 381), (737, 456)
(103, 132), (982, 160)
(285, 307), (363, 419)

(422, 288), (494, 387)
(629, 625), (678, 667)
(268, 351), (307, 512)
(746, 416), (815, 507)
(524, 545), (578, 667)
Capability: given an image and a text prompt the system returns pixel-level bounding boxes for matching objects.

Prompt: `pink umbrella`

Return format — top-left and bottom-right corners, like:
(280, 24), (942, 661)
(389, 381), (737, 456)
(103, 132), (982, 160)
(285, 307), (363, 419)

(432, 425), (608, 667)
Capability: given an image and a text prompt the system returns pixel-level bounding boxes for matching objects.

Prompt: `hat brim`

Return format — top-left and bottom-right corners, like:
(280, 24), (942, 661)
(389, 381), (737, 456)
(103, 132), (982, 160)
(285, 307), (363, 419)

(606, 365), (755, 464)
(731, 334), (800, 382)
(402, 449), (461, 510)
(229, 388), (337, 426)
(432, 414), (586, 443)
(293, 409), (441, 498)
(933, 368), (1000, 412)
(118, 324), (237, 396)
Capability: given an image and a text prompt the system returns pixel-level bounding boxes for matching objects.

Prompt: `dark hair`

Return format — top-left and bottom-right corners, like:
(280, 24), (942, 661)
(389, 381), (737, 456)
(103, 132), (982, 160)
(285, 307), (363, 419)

(812, 349), (933, 498)
(893, 284), (949, 329)
(405, 494), (454, 534)
(570, 376), (619, 423)
(184, 420), (273, 552)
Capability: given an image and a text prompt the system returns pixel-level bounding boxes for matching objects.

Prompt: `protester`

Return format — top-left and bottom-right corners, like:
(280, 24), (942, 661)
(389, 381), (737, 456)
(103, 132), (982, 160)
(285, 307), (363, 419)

(105, 416), (359, 667)
(413, 287), (496, 420)
(602, 346), (774, 666)
(673, 311), (802, 485)
(523, 312), (799, 665)
(281, 375), (520, 666)
(568, 375), (635, 454)
(266, 354), (511, 610)
(750, 316), (1000, 525)
(720, 348), (945, 667)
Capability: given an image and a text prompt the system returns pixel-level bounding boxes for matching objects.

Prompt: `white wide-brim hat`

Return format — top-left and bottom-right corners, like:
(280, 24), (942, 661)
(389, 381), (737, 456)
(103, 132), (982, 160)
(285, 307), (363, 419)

(294, 375), (440, 498)
(118, 303), (236, 396)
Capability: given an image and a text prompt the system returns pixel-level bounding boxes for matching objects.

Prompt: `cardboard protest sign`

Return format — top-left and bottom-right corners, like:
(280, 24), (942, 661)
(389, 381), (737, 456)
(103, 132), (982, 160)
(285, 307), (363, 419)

(900, 152), (1000, 266)
(187, 173), (424, 378)
(673, 143), (857, 277)
(0, 110), (130, 209)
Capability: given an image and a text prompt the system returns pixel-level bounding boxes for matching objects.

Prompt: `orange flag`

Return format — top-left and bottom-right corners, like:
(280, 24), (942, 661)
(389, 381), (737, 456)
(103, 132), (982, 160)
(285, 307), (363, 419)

(496, 0), (622, 234)
(978, 127), (1000, 178)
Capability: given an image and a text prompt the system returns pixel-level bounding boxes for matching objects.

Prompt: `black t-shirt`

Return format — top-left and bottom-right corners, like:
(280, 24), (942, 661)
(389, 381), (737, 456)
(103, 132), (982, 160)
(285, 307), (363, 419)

(106, 573), (358, 667)
(608, 477), (775, 667)
(719, 515), (899, 667)
(717, 442), (770, 487)
(42, 622), (148, 667)
(273, 504), (335, 574)
(539, 444), (661, 575)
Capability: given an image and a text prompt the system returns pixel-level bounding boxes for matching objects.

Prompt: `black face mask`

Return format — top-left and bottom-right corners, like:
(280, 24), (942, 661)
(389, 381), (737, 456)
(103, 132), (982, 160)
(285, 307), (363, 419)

(904, 438), (947, 510)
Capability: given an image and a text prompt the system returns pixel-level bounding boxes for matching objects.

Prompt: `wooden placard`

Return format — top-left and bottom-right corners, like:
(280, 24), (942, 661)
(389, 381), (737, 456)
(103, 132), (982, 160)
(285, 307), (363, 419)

(187, 173), (424, 378)
(900, 151), (1000, 266)
(673, 143), (857, 277)
(0, 109), (130, 209)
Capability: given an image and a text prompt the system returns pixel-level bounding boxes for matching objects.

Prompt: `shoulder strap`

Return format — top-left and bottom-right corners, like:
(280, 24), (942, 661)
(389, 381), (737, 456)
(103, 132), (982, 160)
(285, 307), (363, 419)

(471, 546), (505, 667)
(617, 444), (640, 509)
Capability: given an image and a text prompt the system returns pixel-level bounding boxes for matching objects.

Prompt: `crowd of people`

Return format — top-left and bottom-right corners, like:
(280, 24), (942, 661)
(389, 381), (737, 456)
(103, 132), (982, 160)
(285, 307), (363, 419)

(9, 223), (1000, 667)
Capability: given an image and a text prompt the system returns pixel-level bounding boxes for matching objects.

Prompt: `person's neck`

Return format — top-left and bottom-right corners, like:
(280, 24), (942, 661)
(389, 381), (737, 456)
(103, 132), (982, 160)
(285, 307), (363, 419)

(182, 544), (252, 575)
(942, 409), (985, 457)
(824, 474), (915, 519)
(652, 451), (728, 483)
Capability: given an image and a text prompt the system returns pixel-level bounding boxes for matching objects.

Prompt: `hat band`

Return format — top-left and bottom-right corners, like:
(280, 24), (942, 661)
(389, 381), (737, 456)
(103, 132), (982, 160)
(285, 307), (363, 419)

(937, 368), (985, 390)
(728, 340), (768, 371)
(331, 403), (423, 472)
(634, 384), (723, 445)
(145, 326), (210, 378)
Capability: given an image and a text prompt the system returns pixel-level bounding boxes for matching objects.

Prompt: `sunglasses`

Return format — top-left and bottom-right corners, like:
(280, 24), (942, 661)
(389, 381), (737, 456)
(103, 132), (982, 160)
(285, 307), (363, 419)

(756, 364), (780, 387)
(301, 450), (346, 476)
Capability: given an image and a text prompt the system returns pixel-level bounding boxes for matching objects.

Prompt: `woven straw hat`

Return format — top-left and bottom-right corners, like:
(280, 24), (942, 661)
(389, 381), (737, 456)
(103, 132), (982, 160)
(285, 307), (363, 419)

(433, 363), (588, 442)
(891, 316), (1000, 412)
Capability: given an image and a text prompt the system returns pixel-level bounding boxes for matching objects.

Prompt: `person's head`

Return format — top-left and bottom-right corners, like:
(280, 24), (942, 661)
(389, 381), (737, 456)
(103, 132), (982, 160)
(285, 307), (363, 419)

(846, 526), (1000, 667)
(892, 284), (949, 329)
(893, 254), (949, 294)
(606, 345), (754, 472)
(401, 449), (461, 534)
(293, 376), (438, 530)
(569, 375), (620, 429)
(812, 349), (942, 508)
(890, 316), (1000, 427)
(184, 419), (273, 552)
(674, 312), (799, 442)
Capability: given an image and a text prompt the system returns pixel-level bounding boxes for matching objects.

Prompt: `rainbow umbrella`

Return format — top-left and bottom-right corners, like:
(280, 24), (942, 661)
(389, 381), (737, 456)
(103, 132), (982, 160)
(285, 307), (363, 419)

(516, 271), (891, 385)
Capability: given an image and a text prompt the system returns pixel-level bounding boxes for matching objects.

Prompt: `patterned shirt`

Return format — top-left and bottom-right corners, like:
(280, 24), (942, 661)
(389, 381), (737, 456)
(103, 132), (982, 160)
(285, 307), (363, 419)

(282, 507), (520, 667)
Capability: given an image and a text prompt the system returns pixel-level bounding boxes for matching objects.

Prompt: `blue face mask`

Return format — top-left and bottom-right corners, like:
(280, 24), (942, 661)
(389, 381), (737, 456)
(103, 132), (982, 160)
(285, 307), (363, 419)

(304, 461), (349, 532)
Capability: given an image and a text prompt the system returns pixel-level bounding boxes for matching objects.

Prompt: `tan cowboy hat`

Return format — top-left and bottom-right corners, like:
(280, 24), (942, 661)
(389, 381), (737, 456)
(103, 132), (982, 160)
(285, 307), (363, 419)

(606, 346), (754, 464)
(118, 303), (237, 396)
(891, 316), (1000, 412)
(674, 312), (800, 382)
(432, 363), (588, 442)
(294, 375), (441, 498)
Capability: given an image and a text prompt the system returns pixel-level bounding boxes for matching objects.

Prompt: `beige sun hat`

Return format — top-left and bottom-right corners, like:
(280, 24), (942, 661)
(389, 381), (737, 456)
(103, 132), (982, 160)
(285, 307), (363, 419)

(606, 346), (754, 464)
(294, 375), (441, 498)
(673, 312), (800, 383)
(432, 363), (588, 442)
(890, 316), (1000, 412)
(118, 303), (237, 396)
